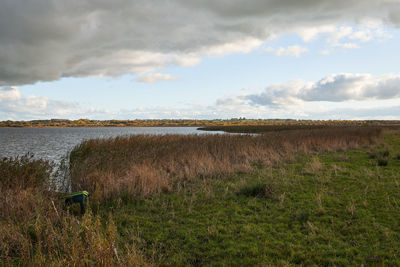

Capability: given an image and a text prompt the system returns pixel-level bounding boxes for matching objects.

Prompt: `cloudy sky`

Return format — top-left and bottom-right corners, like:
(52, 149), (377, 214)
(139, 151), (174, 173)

(1, 0), (400, 120)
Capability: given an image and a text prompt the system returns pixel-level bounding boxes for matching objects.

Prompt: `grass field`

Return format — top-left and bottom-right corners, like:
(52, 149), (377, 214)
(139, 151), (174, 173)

(1, 127), (400, 265)
(96, 130), (400, 265)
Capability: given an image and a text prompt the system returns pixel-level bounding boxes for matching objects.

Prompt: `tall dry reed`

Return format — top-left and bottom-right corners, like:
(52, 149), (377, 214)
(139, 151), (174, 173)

(0, 156), (149, 266)
(70, 127), (381, 202)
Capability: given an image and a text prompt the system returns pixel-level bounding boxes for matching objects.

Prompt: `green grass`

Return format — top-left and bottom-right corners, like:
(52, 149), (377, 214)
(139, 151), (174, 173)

(89, 130), (400, 266)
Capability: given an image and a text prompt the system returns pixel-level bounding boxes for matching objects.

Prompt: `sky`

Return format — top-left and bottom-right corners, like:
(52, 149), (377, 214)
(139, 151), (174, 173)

(1, 0), (400, 120)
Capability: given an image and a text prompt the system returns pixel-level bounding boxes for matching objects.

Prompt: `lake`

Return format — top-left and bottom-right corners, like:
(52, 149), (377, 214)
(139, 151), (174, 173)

(0, 127), (224, 162)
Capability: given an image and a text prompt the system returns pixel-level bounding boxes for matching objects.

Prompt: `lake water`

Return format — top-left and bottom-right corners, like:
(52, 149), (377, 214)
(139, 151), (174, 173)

(0, 127), (223, 163)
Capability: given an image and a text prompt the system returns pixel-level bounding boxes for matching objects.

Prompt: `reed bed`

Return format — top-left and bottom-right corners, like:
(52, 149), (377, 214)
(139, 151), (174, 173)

(0, 156), (149, 266)
(198, 124), (328, 133)
(199, 124), (400, 134)
(70, 127), (381, 202)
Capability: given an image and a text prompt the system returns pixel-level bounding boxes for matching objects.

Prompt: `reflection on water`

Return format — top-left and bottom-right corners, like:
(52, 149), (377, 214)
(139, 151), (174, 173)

(0, 127), (224, 163)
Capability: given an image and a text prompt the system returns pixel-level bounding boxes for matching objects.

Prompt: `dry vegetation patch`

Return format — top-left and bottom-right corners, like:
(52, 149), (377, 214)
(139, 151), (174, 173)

(0, 156), (150, 266)
(69, 127), (381, 203)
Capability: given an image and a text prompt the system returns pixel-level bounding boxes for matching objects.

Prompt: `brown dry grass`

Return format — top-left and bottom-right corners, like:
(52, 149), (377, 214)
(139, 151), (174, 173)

(69, 127), (381, 202)
(0, 156), (150, 266)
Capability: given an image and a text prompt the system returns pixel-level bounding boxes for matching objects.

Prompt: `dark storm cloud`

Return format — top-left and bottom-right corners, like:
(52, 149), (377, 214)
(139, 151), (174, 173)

(0, 0), (399, 85)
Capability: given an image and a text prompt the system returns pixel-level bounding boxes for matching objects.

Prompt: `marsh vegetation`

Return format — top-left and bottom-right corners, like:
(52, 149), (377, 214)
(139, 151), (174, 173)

(69, 127), (380, 203)
(2, 126), (400, 265)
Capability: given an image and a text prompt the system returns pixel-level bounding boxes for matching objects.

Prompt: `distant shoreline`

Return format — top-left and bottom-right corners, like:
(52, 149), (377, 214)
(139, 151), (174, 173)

(1, 119), (400, 128)
(0, 125), (203, 128)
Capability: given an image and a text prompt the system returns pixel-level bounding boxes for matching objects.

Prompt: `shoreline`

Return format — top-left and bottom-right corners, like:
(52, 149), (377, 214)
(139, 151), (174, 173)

(2, 119), (400, 128)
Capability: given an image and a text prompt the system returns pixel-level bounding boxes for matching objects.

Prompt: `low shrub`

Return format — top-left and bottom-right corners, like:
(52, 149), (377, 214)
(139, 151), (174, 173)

(0, 154), (52, 191)
(377, 158), (388, 166)
(237, 181), (276, 199)
(369, 149), (390, 166)
(369, 150), (390, 159)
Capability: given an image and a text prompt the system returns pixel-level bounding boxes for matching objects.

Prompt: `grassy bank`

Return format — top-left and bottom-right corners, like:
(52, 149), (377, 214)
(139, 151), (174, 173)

(101, 130), (400, 265)
(69, 127), (380, 203)
(3, 127), (400, 265)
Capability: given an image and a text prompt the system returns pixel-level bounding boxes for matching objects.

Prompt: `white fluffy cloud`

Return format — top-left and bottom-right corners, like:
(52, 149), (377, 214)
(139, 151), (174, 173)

(266, 45), (308, 57)
(0, 86), (108, 120)
(297, 24), (391, 44)
(295, 23), (392, 55)
(334, 43), (360, 49)
(3, 78), (400, 120)
(0, 86), (21, 101)
(243, 73), (400, 107)
(1, 0), (400, 86)
(137, 73), (178, 83)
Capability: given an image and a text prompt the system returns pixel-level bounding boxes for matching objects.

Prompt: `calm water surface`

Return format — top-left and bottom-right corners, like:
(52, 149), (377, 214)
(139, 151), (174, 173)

(0, 127), (223, 162)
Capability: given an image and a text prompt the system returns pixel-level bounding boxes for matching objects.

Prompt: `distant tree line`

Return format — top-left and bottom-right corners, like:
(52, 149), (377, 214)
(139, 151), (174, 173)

(0, 118), (400, 128)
